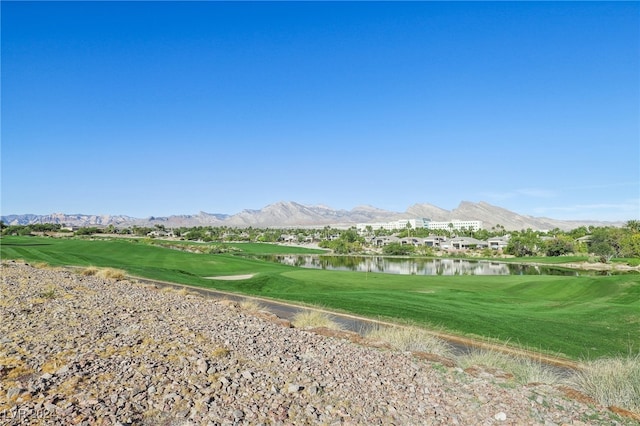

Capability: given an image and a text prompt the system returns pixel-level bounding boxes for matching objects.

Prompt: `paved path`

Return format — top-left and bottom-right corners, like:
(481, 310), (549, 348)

(132, 275), (578, 373)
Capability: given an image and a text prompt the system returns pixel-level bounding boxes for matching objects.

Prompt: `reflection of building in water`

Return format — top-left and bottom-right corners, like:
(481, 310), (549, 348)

(471, 262), (510, 275)
(357, 258), (511, 276)
(278, 255), (317, 268)
(275, 256), (511, 276)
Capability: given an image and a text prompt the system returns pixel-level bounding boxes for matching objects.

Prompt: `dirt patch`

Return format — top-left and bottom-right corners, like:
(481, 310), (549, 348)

(204, 274), (255, 280)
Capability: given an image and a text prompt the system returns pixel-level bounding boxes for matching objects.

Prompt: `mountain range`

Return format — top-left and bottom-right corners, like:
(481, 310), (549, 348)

(1, 201), (623, 231)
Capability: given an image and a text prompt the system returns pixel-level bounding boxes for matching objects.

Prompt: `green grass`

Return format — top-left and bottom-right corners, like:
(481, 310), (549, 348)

(2, 235), (638, 360)
(615, 257), (640, 267)
(145, 238), (326, 255)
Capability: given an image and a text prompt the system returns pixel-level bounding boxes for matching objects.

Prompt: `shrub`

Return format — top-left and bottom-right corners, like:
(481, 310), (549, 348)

(39, 287), (57, 299)
(239, 299), (264, 312)
(365, 325), (453, 358)
(211, 347), (230, 358)
(545, 236), (575, 257)
(291, 310), (342, 330)
(81, 266), (99, 276)
(569, 353), (640, 413)
(81, 266), (127, 281)
(75, 227), (100, 236)
(96, 267), (127, 281)
(382, 242), (415, 256)
(456, 348), (562, 385)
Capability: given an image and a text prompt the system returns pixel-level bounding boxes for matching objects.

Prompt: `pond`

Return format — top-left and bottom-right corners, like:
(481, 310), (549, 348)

(256, 255), (615, 276)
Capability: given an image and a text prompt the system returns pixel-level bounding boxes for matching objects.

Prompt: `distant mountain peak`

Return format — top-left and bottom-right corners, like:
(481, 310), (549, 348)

(1, 201), (622, 230)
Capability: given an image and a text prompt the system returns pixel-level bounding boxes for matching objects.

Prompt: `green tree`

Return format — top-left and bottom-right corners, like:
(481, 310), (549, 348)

(505, 229), (542, 257)
(567, 226), (590, 239)
(625, 220), (640, 233)
(132, 226), (154, 237)
(333, 239), (350, 254)
(340, 228), (361, 243)
(3, 225), (31, 236)
(620, 233), (640, 258)
(382, 242), (415, 256)
(545, 235), (575, 257)
(588, 227), (624, 262)
(416, 245), (434, 257)
(590, 241), (616, 262)
(364, 225), (373, 236)
(473, 229), (490, 241)
(75, 227), (100, 236)
(619, 221), (640, 258)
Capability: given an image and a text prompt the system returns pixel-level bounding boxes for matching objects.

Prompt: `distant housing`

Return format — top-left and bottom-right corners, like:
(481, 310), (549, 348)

(356, 218), (483, 233)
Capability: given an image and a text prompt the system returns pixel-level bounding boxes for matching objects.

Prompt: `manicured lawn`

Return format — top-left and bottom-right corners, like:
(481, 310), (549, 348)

(144, 238), (326, 255)
(0, 236), (288, 284)
(2, 235), (638, 360)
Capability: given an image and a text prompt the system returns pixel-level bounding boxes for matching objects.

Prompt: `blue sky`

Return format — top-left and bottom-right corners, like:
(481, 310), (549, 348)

(2, 1), (638, 221)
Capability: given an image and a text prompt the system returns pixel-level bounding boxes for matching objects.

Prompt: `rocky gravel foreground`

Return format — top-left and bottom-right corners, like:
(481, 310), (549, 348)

(0, 262), (631, 425)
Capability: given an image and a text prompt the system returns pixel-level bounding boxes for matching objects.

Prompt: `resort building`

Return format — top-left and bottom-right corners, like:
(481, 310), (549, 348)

(357, 218), (483, 233)
(356, 218), (430, 232)
(427, 220), (483, 232)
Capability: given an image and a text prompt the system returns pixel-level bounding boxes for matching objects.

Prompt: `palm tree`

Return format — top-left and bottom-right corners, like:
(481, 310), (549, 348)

(625, 220), (640, 233)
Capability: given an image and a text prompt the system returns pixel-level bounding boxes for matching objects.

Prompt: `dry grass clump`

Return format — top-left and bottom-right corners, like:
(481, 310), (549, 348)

(211, 346), (230, 358)
(239, 299), (264, 312)
(160, 286), (177, 293)
(365, 325), (453, 358)
(569, 353), (640, 413)
(81, 266), (99, 276)
(38, 286), (57, 299)
(456, 348), (562, 385)
(158, 286), (194, 297)
(80, 266), (126, 280)
(97, 267), (126, 280)
(292, 310), (343, 330)
(2, 259), (27, 266)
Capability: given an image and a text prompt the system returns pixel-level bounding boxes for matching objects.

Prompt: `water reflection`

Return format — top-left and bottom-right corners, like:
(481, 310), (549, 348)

(257, 255), (609, 276)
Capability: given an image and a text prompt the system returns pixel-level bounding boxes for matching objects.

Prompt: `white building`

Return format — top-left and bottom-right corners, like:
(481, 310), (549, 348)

(357, 218), (482, 233)
(357, 218), (430, 233)
(428, 220), (483, 232)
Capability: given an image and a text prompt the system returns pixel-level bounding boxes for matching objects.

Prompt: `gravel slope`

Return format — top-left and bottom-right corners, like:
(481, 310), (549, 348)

(0, 262), (632, 425)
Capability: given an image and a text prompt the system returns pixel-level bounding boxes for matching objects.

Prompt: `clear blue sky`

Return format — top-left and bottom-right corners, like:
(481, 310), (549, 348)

(2, 1), (638, 221)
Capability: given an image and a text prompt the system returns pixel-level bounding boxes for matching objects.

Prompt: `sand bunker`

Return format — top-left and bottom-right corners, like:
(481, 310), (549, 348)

(204, 274), (255, 281)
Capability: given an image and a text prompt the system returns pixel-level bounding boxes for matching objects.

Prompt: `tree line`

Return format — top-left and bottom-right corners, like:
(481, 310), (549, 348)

(2, 220), (639, 261)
